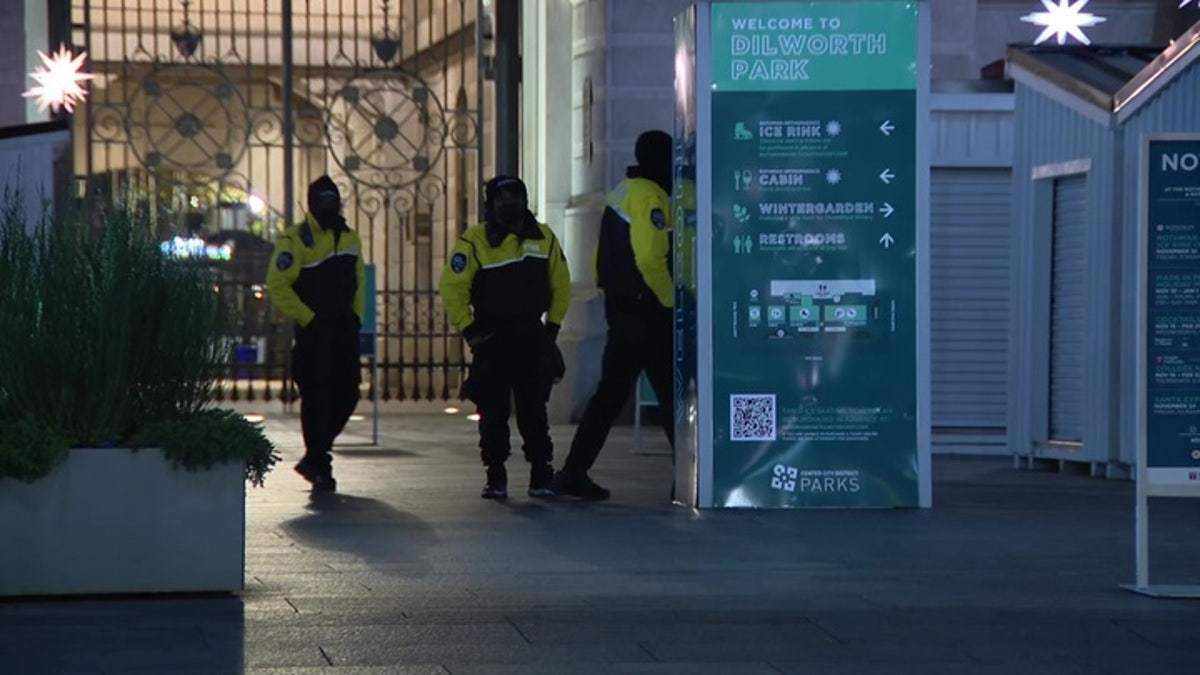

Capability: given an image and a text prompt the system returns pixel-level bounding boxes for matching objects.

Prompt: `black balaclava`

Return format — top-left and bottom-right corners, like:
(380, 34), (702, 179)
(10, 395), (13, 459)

(307, 175), (346, 231)
(483, 175), (537, 246)
(626, 130), (673, 194)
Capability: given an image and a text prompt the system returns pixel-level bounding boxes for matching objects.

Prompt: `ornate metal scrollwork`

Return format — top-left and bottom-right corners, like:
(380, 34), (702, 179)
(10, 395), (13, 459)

(125, 63), (250, 183)
(325, 69), (449, 190)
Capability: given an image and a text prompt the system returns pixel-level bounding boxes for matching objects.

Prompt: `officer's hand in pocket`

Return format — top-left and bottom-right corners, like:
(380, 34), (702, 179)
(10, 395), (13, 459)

(462, 323), (494, 352)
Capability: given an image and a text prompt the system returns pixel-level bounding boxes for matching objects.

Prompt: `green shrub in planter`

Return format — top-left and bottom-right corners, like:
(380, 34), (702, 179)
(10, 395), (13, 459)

(0, 412), (68, 484)
(0, 188), (279, 485)
(130, 408), (278, 487)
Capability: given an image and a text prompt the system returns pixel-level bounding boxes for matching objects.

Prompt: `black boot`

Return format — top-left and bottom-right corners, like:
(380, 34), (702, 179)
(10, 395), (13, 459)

(528, 462), (556, 498)
(550, 470), (610, 501)
(481, 464), (508, 500)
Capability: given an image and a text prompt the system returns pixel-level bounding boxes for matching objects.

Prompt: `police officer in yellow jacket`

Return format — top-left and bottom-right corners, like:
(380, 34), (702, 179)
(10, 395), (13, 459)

(266, 176), (365, 492)
(439, 176), (570, 499)
(553, 130), (675, 501)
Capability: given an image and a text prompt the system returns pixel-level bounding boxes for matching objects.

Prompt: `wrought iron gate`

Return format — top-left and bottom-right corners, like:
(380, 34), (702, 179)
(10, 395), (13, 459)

(73, 0), (486, 403)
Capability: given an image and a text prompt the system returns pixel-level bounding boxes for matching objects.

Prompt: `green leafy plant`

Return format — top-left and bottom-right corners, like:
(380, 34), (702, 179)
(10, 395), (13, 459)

(130, 408), (280, 487)
(0, 187), (277, 484)
(0, 413), (69, 484)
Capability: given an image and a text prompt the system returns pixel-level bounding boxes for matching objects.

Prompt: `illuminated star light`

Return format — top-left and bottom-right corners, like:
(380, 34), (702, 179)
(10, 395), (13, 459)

(1020, 0), (1107, 46)
(23, 45), (95, 113)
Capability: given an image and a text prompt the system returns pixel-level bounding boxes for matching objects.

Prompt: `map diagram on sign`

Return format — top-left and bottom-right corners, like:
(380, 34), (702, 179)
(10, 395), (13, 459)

(744, 279), (879, 340)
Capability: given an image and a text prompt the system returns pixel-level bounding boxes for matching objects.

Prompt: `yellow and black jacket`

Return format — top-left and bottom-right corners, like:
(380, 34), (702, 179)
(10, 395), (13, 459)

(266, 214), (366, 328)
(595, 176), (673, 309)
(439, 220), (570, 335)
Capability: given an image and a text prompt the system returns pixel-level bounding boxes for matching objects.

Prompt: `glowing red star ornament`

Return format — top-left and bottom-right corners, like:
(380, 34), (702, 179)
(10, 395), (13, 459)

(23, 45), (95, 114)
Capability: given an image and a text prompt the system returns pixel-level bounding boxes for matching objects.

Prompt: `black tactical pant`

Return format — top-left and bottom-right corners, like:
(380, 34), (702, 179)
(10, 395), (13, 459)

(561, 299), (674, 477)
(297, 380), (359, 472)
(293, 320), (361, 472)
(466, 330), (553, 468)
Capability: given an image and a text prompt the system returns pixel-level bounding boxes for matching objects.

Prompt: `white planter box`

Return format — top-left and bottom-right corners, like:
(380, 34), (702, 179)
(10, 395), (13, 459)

(0, 447), (245, 596)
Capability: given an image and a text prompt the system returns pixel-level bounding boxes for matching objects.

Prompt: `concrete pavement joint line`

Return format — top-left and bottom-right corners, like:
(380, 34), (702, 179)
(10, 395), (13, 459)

(807, 617), (845, 645)
(284, 598), (301, 614)
(504, 616), (533, 644)
(1115, 619), (1181, 647)
(637, 641), (662, 662)
(318, 645), (334, 666)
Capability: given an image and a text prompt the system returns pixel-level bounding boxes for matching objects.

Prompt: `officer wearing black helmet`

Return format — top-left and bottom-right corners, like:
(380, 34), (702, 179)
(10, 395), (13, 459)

(553, 130), (676, 501)
(439, 176), (571, 499)
(266, 176), (365, 493)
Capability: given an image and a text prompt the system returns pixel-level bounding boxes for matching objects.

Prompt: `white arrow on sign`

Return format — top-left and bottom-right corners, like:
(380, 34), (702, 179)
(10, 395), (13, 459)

(880, 120), (895, 136)
(880, 233), (895, 249)
(881, 202), (895, 218)
(879, 169), (895, 184)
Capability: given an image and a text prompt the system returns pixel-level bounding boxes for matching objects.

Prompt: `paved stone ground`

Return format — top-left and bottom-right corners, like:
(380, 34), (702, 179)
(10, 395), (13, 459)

(3, 405), (1199, 674)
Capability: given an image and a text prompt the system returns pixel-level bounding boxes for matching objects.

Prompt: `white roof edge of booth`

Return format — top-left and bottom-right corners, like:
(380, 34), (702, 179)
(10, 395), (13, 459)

(1002, 20), (1200, 127)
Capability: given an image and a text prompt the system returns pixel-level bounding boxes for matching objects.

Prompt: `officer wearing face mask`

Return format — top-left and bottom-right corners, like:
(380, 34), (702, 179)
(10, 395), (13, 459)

(266, 175), (366, 493)
(553, 130), (675, 501)
(438, 176), (570, 500)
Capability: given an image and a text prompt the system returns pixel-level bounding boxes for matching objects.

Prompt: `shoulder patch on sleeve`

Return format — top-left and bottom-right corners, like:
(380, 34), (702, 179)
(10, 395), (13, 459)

(275, 251), (294, 271)
(450, 252), (468, 273)
(650, 208), (668, 230)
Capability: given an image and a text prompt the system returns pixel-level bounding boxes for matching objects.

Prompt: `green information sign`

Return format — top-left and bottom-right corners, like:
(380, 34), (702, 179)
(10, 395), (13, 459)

(1131, 135), (1200, 595)
(1142, 137), (1200, 492)
(707, 2), (921, 508)
(711, 2), (917, 92)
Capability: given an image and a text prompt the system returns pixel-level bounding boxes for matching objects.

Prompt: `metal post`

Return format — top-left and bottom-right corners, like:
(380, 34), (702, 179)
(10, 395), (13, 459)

(282, 1), (295, 230)
(494, 0), (520, 176)
(49, 0), (77, 207)
(475, 1), (486, 216)
(372, 354), (379, 446)
(282, 0), (296, 413)
(78, 0), (94, 197)
(1135, 485), (1149, 589)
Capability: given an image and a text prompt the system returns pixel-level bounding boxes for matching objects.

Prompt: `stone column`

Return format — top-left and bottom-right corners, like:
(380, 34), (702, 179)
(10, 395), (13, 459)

(551, 0), (692, 423)
(545, 0), (609, 424)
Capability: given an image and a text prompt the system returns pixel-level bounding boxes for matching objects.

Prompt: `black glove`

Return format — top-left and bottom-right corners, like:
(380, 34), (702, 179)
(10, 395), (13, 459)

(542, 323), (565, 384)
(459, 368), (478, 402)
(546, 343), (566, 384)
(461, 323), (494, 350)
(460, 356), (495, 404)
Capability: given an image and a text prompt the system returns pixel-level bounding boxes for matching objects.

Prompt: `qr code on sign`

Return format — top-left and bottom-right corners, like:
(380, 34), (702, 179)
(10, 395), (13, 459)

(731, 394), (776, 441)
